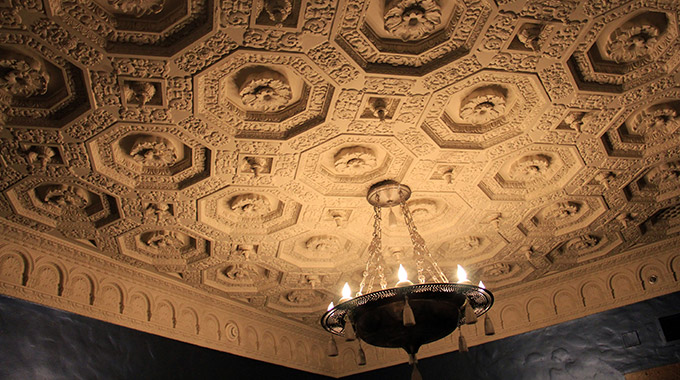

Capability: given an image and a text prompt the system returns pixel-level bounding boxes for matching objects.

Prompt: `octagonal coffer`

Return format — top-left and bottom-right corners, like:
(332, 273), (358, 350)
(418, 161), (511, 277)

(334, 0), (491, 75)
(0, 43), (90, 128)
(87, 124), (211, 191)
(567, 4), (680, 93)
(195, 51), (334, 140)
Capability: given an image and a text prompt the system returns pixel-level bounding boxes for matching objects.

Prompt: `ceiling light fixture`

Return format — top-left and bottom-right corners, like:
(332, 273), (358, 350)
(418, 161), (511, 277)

(321, 180), (494, 378)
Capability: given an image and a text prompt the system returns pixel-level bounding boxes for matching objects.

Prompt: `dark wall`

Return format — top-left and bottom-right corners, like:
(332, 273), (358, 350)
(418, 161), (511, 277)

(1, 293), (679, 380)
(344, 292), (680, 380)
(0, 295), (330, 380)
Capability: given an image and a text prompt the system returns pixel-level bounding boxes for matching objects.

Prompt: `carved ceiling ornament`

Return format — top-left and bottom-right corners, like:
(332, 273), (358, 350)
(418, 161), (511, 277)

(128, 135), (178, 166)
(644, 161), (680, 187)
(383, 0), (443, 41)
(305, 235), (342, 254)
(480, 262), (514, 279)
(629, 103), (679, 137)
(141, 230), (187, 251)
(224, 263), (260, 281)
(285, 289), (324, 305)
(237, 67), (293, 112)
(605, 15), (664, 63)
(564, 234), (600, 252)
(544, 201), (581, 222)
(508, 154), (552, 181)
(0, 49), (50, 98)
(459, 86), (507, 124)
(333, 146), (378, 175)
(107, 0), (166, 17)
(260, 0), (293, 23)
(229, 194), (272, 217)
(123, 81), (157, 107)
(36, 184), (92, 209)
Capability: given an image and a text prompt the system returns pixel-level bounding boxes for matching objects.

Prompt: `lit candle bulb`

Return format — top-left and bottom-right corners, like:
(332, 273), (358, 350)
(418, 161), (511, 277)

(478, 281), (485, 289)
(457, 264), (472, 284)
(327, 301), (334, 311)
(395, 264), (413, 287)
(339, 282), (353, 303)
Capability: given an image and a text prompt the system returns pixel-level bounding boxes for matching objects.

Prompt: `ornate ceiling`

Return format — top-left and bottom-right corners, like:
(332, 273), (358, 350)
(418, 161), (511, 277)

(1, 0), (680, 376)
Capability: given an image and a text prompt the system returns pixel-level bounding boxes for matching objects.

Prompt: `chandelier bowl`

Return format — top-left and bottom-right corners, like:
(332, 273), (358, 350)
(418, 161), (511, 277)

(321, 283), (493, 355)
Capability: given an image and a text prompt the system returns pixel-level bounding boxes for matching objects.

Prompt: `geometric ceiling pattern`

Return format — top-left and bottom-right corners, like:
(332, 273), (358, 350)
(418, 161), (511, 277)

(1, 0), (680, 376)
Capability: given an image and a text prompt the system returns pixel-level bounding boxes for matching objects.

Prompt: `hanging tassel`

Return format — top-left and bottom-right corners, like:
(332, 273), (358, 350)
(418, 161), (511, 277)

(464, 300), (477, 324)
(403, 296), (416, 326)
(344, 318), (356, 341)
(357, 342), (366, 366)
(484, 314), (496, 336)
(458, 330), (468, 353)
(388, 207), (399, 227)
(408, 354), (422, 380)
(327, 336), (338, 357)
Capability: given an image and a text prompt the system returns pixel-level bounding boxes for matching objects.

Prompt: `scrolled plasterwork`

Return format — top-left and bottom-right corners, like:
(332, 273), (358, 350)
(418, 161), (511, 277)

(644, 161), (680, 187)
(564, 235), (600, 252)
(229, 194), (272, 217)
(238, 69), (293, 112)
(224, 263), (260, 281)
(260, 0), (293, 23)
(107, 0), (165, 17)
(128, 135), (178, 166)
(332, 146), (378, 175)
(605, 19), (660, 63)
(123, 81), (157, 107)
(459, 86), (507, 124)
(383, 0), (442, 41)
(285, 289), (324, 306)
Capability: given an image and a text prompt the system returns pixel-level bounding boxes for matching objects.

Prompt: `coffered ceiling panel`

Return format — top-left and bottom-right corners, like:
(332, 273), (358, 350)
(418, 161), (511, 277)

(1, 0), (680, 376)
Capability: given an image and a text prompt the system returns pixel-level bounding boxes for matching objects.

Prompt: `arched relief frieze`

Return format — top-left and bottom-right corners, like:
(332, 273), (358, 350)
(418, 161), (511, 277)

(64, 271), (97, 305)
(28, 259), (66, 296)
(0, 250), (29, 286)
(580, 280), (609, 308)
(96, 281), (125, 314)
(552, 288), (580, 315)
(526, 296), (553, 322)
(153, 299), (177, 328)
(669, 255), (680, 282)
(245, 325), (260, 351)
(177, 307), (200, 335)
(638, 262), (669, 290)
(126, 291), (152, 321)
(608, 271), (638, 299)
(499, 304), (525, 329)
(293, 340), (307, 364)
(201, 313), (221, 341)
(261, 330), (278, 356)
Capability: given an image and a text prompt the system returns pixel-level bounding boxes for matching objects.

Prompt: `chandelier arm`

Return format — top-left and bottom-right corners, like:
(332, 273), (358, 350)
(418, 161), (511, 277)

(400, 201), (449, 283)
(359, 206), (386, 294)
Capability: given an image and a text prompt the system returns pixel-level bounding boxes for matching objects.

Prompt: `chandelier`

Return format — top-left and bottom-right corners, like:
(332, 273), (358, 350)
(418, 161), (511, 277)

(321, 180), (495, 379)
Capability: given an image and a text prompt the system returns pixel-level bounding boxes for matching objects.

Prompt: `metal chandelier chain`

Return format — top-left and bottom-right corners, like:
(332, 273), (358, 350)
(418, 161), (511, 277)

(400, 201), (449, 283)
(358, 205), (387, 295)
